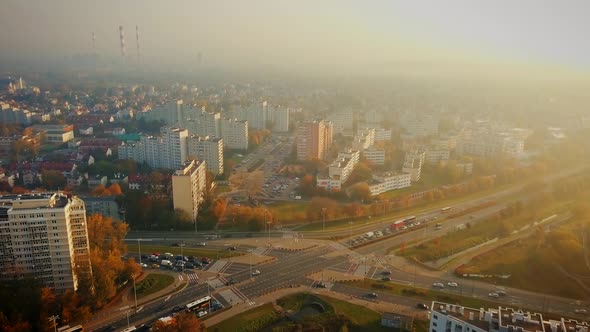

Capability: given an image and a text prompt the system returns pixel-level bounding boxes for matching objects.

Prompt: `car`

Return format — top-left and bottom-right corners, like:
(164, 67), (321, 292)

(416, 303), (429, 310)
(196, 242), (207, 247)
(496, 290), (507, 296)
(381, 270), (392, 275)
(433, 282), (444, 288)
(367, 292), (378, 298)
(488, 292), (500, 298)
(185, 263), (194, 269)
(574, 309), (588, 314)
(197, 311), (208, 317)
(252, 269), (261, 276)
(140, 263), (148, 268)
(447, 282), (458, 287)
(172, 306), (183, 313)
(381, 276), (391, 281)
(227, 246), (237, 251)
(201, 257), (211, 264)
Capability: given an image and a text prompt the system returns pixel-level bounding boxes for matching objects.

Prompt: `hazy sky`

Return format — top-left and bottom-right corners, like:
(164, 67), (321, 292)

(1, 0), (589, 72)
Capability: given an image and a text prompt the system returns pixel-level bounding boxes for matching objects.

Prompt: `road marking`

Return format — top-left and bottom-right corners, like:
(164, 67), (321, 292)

(136, 306), (143, 313)
(164, 295), (171, 302)
(178, 275), (184, 281)
(118, 305), (129, 311)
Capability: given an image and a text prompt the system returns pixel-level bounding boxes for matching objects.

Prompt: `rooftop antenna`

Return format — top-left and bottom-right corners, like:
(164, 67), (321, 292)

(135, 25), (140, 64)
(119, 25), (126, 61)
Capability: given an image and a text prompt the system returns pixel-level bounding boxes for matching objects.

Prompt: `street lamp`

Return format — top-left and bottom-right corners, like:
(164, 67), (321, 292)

(248, 249), (253, 278)
(348, 221), (353, 249)
(131, 274), (138, 313)
(322, 208), (327, 231)
(126, 310), (131, 327)
(266, 221), (272, 246)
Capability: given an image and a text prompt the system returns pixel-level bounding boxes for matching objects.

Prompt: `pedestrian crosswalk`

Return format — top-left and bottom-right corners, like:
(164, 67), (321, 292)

(217, 287), (254, 306)
(207, 277), (227, 289)
(251, 247), (272, 256)
(206, 260), (229, 273)
(185, 272), (199, 282)
(330, 242), (347, 251)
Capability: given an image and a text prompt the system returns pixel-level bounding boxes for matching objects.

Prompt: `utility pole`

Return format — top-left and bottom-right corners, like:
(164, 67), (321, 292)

(48, 315), (59, 332)
(348, 221), (353, 249)
(322, 208), (327, 231)
(131, 274), (138, 312)
(137, 238), (142, 265)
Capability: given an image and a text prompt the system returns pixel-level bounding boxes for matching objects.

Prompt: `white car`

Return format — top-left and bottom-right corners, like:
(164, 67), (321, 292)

(488, 292), (500, 298)
(447, 282), (458, 287)
(252, 269), (261, 276)
(433, 282), (445, 288)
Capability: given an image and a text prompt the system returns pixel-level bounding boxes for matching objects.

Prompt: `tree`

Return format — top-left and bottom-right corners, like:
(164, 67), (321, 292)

(348, 182), (371, 202)
(41, 170), (66, 190)
(151, 312), (203, 332)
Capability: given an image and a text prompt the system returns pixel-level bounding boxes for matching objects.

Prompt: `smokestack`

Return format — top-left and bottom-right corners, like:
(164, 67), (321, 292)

(119, 25), (126, 59)
(136, 25), (140, 64)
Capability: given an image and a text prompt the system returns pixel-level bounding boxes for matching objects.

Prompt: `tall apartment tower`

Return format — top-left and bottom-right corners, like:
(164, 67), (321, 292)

(296, 120), (334, 161)
(273, 107), (290, 132)
(160, 126), (189, 169)
(187, 135), (224, 175)
(172, 160), (207, 221)
(221, 118), (249, 150)
(0, 193), (92, 293)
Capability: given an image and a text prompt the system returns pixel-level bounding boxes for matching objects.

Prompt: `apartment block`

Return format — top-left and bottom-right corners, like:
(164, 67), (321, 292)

(402, 150), (425, 182)
(32, 124), (75, 144)
(297, 120), (334, 161)
(327, 110), (354, 136)
(0, 193), (92, 293)
(363, 147), (386, 165)
(118, 126), (188, 169)
(172, 160), (207, 221)
(187, 135), (224, 175)
(368, 172), (411, 196)
(273, 107), (290, 132)
(430, 301), (589, 332)
(352, 128), (375, 151)
(221, 118), (249, 150)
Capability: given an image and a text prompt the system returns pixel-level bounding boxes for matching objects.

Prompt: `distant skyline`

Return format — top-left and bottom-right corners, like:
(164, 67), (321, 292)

(1, 0), (589, 74)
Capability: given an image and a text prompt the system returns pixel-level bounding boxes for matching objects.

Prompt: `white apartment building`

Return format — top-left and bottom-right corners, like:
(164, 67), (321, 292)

(172, 160), (207, 221)
(328, 110), (354, 136)
(363, 147), (385, 165)
(0, 193), (92, 293)
(187, 135), (224, 175)
(221, 118), (249, 150)
(430, 301), (589, 332)
(118, 126), (188, 169)
(358, 126), (392, 142)
(185, 110), (221, 138)
(316, 175), (343, 192)
(140, 99), (184, 125)
(352, 128), (375, 151)
(426, 149), (451, 165)
(329, 149), (360, 184)
(235, 101), (267, 130)
(399, 113), (439, 138)
(402, 150), (425, 182)
(368, 172), (411, 196)
(32, 124), (75, 143)
(273, 107), (290, 132)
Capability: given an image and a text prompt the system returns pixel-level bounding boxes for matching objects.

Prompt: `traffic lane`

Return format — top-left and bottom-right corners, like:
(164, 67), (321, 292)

(331, 283), (426, 309)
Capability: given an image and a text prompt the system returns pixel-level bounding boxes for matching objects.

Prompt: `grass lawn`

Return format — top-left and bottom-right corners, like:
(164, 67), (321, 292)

(126, 244), (242, 259)
(208, 303), (276, 332)
(318, 294), (387, 331)
(134, 273), (175, 299)
(267, 201), (308, 224)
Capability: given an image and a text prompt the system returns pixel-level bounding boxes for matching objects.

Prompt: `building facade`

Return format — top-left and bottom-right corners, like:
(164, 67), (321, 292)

(221, 118), (249, 150)
(369, 172), (411, 196)
(172, 160), (207, 221)
(187, 135), (224, 175)
(296, 120), (334, 161)
(0, 193), (92, 293)
(118, 126), (189, 169)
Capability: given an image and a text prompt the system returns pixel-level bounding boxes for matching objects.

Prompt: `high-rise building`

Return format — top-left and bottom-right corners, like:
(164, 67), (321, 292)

(138, 99), (184, 125)
(172, 160), (207, 221)
(0, 193), (92, 293)
(221, 118), (248, 150)
(296, 120), (333, 161)
(402, 150), (425, 182)
(328, 110), (354, 136)
(187, 135), (224, 175)
(273, 107), (290, 132)
(235, 101), (267, 130)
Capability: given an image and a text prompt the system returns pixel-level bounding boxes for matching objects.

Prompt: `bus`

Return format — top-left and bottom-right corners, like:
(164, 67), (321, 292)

(441, 206), (452, 213)
(186, 296), (212, 312)
(403, 216), (417, 223)
(390, 220), (405, 230)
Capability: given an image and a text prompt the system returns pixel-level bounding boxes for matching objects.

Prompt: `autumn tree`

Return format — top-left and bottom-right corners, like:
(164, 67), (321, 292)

(41, 170), (66, 190)
(348, 182), (371, 202)
(151, 312), (203, 332)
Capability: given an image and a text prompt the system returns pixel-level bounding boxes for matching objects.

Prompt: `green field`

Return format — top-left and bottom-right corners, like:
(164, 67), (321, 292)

(134, 273), (175, 299)
(267, 201), (308, 224)
(208, 303), (278, 332)
(126, 244), (242, 259)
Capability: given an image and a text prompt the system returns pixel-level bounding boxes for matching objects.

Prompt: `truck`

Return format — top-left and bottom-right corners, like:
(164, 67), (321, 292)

(364, 231), (375, 238)
(160, 259), (172, 267)
(294, 196), (302, 200)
